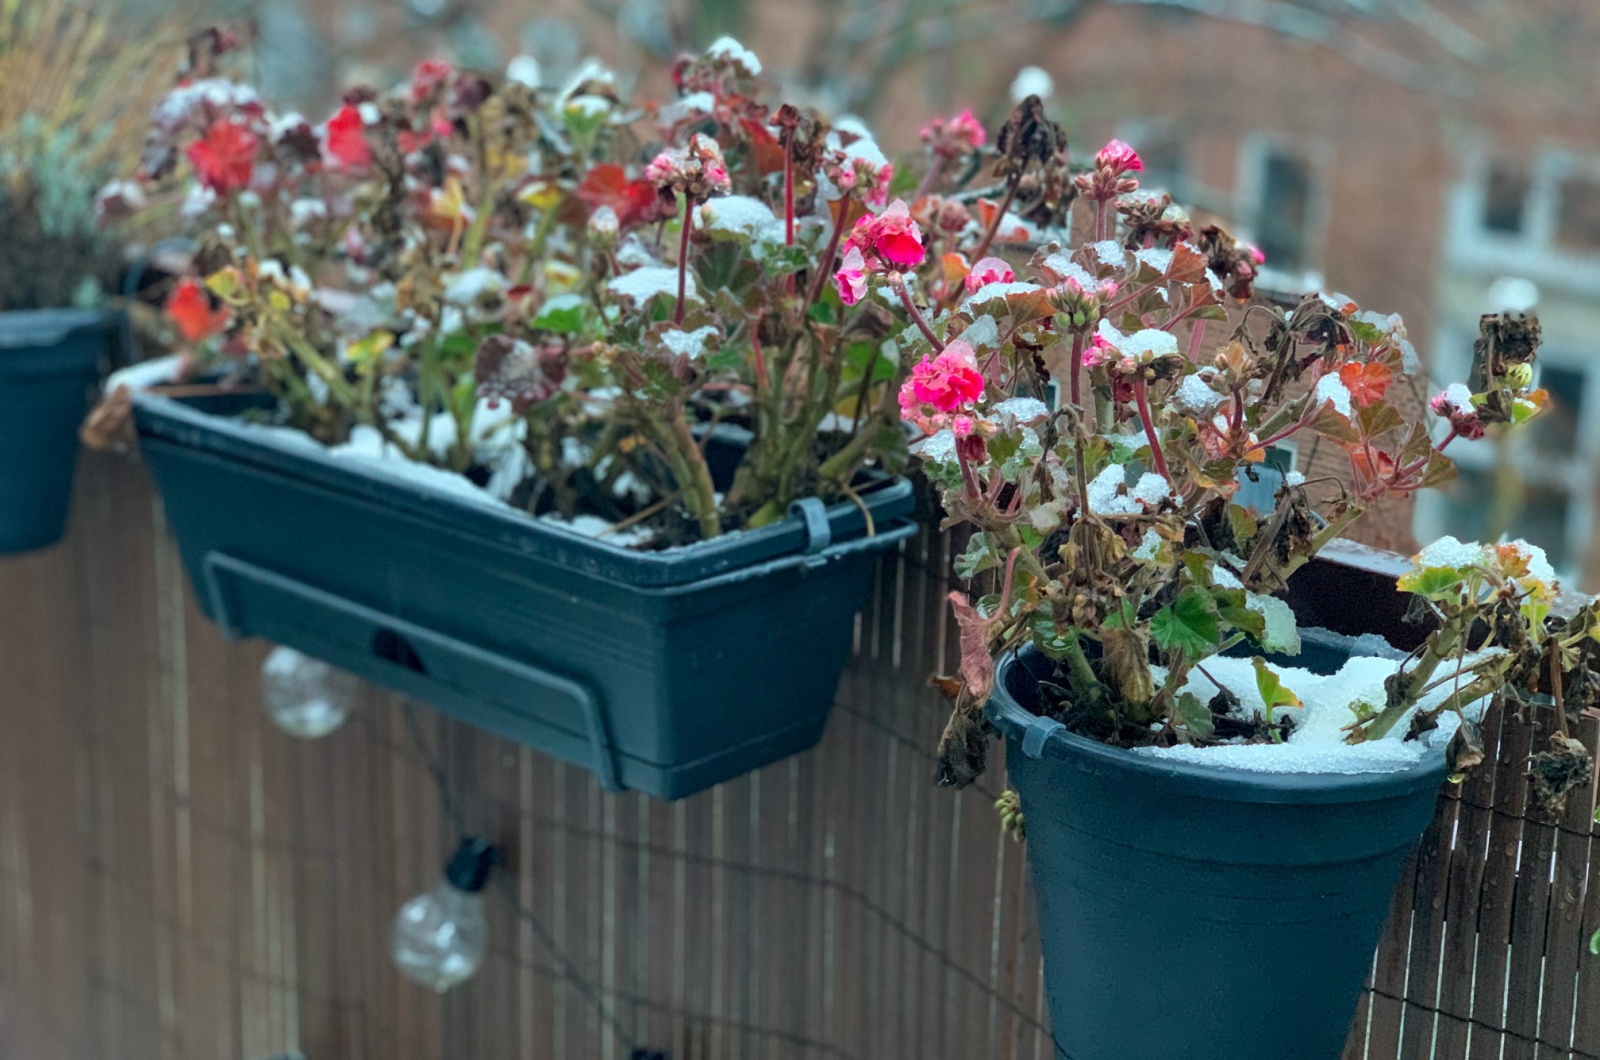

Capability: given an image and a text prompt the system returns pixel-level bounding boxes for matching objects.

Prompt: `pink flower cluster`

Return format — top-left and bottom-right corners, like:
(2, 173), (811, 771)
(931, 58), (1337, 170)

(832, 199), (926, 306)
(963, 256), (1015, 294)
(1094, 138), (1143, 175)
(1429, 386), (1486, 440)
(897, 340), (986, 436)
(920, 108), (987, 160)
(644, 133), (733, 202)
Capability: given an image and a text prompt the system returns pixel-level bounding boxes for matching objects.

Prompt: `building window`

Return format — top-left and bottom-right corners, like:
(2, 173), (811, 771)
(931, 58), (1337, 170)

(1482, 162), (1530, 235)
(1138, 138), (1188, 201)
(1556, 176), (1600, 252)
(1427, 355), (1596, 581)
(1254, 150), (1315, 271)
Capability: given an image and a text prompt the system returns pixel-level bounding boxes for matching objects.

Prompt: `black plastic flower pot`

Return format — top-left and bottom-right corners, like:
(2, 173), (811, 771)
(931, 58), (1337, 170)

(133, 393), (916, 799)
(988, 638), (1446, 1060)
(0, 308), (120, 554)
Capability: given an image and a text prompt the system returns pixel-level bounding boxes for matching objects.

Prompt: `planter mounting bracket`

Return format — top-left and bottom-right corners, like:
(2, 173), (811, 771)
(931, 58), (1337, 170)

(198, 550), (623, 791)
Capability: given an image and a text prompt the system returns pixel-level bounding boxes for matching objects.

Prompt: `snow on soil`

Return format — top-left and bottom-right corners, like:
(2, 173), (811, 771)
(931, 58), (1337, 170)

(1131, 646), (1497, 775)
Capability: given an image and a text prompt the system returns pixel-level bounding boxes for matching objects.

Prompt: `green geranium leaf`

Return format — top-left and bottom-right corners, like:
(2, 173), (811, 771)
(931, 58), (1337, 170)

(1150, 588), (1220, 658)
(1252, 656), (1303, 728)
(532, 293), (588, 334)
(955, 532), (1004, 580)
(1175, 692), (1215, 740)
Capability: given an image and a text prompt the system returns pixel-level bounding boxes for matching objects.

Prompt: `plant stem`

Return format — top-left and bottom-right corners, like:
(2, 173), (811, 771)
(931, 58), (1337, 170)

(654, 414), (721, 540)
(1131, 378), (1171, 484)
(892, 274), (944, 353)
(673, 193), (694, 326)
(1068, 332), (1084, 409)
(803, 203), (849, 316)
(971, 175), (1019, 263)
(1187, 319), (1208, 361)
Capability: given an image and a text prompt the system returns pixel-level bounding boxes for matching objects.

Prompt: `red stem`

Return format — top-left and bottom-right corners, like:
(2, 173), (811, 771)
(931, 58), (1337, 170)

(892, 274), (945, 353)
(1069, 332), (1084, 409)
(673, 199), (694, 326)
(1186, 319), (1208, 361)
(1132, 378), (1171, 484)
(803, 205), (848, 314)
(783, 131), (796, 247)
(971, 177), (1019, 263)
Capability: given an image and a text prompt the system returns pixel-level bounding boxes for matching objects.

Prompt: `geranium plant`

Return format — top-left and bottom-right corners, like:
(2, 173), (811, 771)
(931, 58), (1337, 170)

(891, 109), (1582, 786)
(108, 37), (1013, 547)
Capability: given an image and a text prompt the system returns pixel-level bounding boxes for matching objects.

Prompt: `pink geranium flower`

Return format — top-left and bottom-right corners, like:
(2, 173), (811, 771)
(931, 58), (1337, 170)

(833, 245), (870, 306)
(921, 109), (987, 159)
(847, 199), (925, 269)
(899, 340), (985, 433)
(1095, 138), (1143, 175)
(963, 256), (1015, 293)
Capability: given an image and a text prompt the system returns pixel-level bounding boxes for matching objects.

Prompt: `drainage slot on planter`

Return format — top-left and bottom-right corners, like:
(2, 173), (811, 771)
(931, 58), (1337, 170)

(373, 628), (427, 674)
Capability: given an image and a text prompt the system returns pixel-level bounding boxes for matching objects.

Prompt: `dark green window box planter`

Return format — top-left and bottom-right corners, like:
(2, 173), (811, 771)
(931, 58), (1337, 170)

(0, 308), (120, 554)
(133, 393), (915, 799)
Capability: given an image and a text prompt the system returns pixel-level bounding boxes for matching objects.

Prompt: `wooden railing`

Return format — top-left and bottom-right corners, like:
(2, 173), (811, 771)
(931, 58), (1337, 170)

(1, 452), (1596, 1059)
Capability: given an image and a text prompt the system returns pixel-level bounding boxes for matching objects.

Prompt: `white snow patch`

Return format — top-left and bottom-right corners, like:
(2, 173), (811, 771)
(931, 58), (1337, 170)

(443, 267), (508, 305)
(607, 266), (698, 304)
(706, 36), (762, 75)
(1121, 328), (1179, 361)
(1043, 255), (1100, 293)
(698, 195), (782, 241)
(661, 325), (719, 359)
(1132, 650), (1498, 774)
(910, 429), (957, 464)
(1315, 373), (1353, 418)
(991, 397), (1051, 424)
(538, 512), (656, 548)
(106, 354), (185, 394)
(1135, 247), (1174, 275)
(1087, 465), (1169, 515)
(1413, 535), (1484, 570)
(961, 280), (1045, 307)
(1173, 373), (1223, 414)
(1092, 240), (1126, 266)
(1132, 528), (1163, 561)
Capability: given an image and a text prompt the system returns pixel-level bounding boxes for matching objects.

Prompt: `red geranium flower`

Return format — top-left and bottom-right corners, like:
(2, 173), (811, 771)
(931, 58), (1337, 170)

(1339, 361), (1393, 408)
(323, 104), (372, 170)
(185, 118), (258, 194)
(164, 278), (230, 342)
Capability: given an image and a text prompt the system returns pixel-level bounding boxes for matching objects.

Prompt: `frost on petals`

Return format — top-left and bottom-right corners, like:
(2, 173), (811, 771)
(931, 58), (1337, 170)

(845, 199), (926, 269)
(898, 340), (985, 434)
(963, 256), (1015, 294)
(1430, 383), (1485, 439)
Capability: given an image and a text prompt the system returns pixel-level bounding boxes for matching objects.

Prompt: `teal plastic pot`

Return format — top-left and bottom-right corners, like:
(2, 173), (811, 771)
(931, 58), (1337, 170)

(988, 642), (1445, 1060)
(133, 393), (916, 799)
(0, 308), (119, 554)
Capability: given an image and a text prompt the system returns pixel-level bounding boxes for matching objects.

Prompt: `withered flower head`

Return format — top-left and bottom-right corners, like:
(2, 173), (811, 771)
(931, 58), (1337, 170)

(475, 334), (567, 413)
(994, 95), (1068, 179)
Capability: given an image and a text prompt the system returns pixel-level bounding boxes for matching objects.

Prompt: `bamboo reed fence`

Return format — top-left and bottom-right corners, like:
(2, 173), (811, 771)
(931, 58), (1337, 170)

(1, 452), (1597, 1060)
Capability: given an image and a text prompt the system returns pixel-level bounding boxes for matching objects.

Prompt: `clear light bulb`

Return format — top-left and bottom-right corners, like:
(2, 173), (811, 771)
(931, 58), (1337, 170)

(390, 837), (498, 993)
(261, 645), (359, 738)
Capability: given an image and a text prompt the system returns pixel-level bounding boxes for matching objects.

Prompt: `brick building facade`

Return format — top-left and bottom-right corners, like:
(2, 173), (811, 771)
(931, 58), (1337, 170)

(209, 0), (1600, 582)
